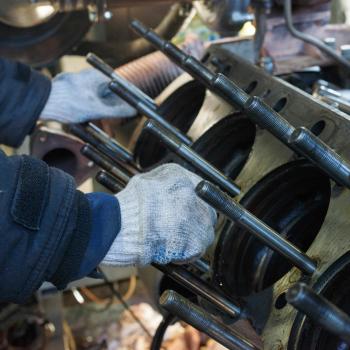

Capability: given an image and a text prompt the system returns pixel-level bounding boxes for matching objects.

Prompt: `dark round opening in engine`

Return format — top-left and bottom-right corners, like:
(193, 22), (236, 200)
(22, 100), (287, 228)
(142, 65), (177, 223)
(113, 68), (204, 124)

(42, 148), (78, 177)
(134, 80), (206, 169)
(288, 252), (350, 350)
(184, 113), (256, 180)
(7, 320), (42, 348)
(214, 160), (331, 297)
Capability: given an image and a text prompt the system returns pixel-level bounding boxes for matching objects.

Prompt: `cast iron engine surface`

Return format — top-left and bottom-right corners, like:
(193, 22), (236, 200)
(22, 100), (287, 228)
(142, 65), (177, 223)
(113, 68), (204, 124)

(134, 42), (350, 349)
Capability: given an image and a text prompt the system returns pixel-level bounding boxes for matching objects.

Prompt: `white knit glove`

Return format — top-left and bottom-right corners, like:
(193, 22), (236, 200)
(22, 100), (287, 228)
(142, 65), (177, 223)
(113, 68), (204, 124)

(102, 164), (217, 266)
(40, 69), (137, 123)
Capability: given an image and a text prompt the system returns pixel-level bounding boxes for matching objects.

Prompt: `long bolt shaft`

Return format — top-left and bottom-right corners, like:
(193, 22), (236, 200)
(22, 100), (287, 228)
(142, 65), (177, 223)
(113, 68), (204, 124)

(88, 53), (192, 145)
(289, 127), (350, 188)
(155, 263), (241, 318)
(87, 53), (157, 110)
(85, 122), (135, 164)
(108, 80), (192, 145)
(144, 120), (241, 197)
(131, 20), (249, 108)
(70, 124), (128, 166)
(96, 171), (125, 193)
(244, 96), (295, 144)
(287, 283), (350, 343)
(160, 290), (258, 350)
(131, 20), (350, 189)
(196, 181), (316, 275)
(81, 145), (130, 184)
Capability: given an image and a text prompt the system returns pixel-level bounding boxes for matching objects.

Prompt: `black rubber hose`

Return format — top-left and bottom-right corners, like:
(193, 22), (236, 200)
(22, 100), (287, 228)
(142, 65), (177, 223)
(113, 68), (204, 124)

(150, 313), (177, 350)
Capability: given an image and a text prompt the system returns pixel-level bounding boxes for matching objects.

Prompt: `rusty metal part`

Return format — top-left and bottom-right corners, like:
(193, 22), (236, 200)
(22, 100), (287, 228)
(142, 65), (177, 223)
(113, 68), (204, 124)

(283, 0), (350, 72)
(30, 126), (95, 186)
(262, 4), (350, 74)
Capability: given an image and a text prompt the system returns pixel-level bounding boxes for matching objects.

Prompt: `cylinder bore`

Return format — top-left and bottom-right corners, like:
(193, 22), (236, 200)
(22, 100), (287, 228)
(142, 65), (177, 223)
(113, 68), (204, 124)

(185, 113), (256, 180)
(214, 160), (331, 297)
(42, 148), (78, 176)
(289, 252), (350, 350)
(134, 80), (206, 168)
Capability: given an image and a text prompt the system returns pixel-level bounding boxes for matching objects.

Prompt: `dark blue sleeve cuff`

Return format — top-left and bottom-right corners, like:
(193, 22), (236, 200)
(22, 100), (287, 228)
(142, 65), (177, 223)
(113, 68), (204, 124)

(75, 192), (121, 280)
(0, 59), (51, 147)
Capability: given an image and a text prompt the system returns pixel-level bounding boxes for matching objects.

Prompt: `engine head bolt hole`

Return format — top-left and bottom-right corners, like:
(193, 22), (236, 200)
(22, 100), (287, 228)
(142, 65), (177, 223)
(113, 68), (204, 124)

(275, 292), (287, 310)
(310, 120), (326, 136)
(245, 81), (258, 94)
(201, 53), (210, 63)
(273, 97), (288, 112)
(261, 89), (271, 99)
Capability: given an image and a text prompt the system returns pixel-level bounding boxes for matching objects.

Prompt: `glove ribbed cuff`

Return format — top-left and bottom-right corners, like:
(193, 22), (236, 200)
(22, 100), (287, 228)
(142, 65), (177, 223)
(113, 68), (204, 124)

(102, 186), (148, 266)
(40, 81), (73, 123)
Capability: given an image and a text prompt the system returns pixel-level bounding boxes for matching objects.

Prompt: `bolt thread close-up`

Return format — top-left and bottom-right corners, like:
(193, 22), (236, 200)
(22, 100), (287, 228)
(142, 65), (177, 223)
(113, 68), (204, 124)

(196, 181), (245, 220)
(244, 96), (295, 142)
(213, 74), (250, 109)
(160, 290), (257, 350)
(289, 127), (350, 188)
(287, 283), (350, 343)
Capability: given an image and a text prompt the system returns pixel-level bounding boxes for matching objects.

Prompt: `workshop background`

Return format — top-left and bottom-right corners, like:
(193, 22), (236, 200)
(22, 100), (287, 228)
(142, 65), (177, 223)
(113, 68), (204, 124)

(1, 0), (350, 349)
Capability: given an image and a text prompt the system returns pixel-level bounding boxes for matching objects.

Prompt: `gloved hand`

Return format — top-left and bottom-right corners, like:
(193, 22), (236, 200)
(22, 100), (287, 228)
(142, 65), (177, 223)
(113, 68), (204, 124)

(39, 68), (137, 124)
(102, 163), (217, 266)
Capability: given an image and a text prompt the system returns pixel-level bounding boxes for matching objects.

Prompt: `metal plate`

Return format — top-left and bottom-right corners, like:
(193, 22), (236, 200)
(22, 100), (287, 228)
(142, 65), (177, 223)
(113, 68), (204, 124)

(203, 45), (350, 349)
(156, 43), (350, 348)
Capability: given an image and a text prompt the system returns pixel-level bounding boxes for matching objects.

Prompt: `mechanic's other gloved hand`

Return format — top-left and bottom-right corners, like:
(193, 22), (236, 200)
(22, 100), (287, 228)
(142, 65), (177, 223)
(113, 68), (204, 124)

(40, 68), (137, 123)
(102, 164), (217, 266)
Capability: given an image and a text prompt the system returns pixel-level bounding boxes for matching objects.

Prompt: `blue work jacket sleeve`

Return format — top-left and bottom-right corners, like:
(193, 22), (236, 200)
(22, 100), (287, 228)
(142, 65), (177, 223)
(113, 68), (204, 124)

(0, 152), (92, 303)
(0, 58), (121, 303)
(0, 58), (51, 147)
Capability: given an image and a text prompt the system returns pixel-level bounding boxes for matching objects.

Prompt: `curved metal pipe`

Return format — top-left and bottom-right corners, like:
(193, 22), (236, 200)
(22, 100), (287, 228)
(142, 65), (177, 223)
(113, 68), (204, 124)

(283, 0), (350, 72)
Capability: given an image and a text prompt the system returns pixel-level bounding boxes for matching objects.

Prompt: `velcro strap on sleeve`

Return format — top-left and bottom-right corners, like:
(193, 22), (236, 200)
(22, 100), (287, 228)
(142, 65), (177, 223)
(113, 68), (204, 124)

(50, 191), (91, 289)
(11, 156), (49, 231)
